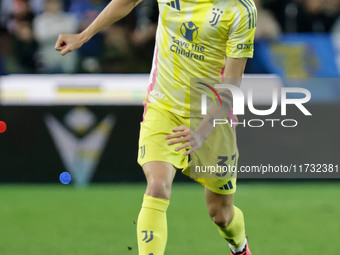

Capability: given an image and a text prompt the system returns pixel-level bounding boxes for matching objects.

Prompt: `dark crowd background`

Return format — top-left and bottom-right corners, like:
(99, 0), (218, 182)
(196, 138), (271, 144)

(0, 0), (340, 75)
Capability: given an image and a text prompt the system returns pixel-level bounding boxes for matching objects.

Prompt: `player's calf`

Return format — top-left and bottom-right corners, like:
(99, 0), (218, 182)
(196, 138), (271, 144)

(137, 161), (176, 255)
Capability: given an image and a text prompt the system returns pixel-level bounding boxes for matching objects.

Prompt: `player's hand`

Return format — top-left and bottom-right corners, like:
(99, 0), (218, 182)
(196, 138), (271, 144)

(165, 125), (205, 156)
(54, 33), (85, 56)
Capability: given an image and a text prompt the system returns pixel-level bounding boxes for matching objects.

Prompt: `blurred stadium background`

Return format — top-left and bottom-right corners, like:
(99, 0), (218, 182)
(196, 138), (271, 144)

(0, 0), (340, 254)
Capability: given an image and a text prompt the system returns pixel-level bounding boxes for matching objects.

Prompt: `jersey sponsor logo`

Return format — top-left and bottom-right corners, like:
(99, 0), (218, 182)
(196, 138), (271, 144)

(237, 41), (254, 50)
(166, 0), (180, 11)
(170, 36), (205, 60)
(180, 21), (199, 41)
(239, 0), (257, 29)
(209, 8), (223, 26)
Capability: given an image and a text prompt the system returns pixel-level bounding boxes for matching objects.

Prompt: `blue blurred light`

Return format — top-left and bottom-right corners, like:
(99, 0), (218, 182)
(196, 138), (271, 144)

(59, 172), (72, 184)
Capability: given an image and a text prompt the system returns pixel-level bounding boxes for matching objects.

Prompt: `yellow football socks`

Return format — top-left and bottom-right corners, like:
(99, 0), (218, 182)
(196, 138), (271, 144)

(216, 206), (246, 249)
(137, 194), (170, 255)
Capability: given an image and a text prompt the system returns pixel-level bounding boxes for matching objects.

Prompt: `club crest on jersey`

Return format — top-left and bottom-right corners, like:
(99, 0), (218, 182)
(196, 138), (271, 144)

(180, 21), (199, 41)
(209, 8), (223, 26)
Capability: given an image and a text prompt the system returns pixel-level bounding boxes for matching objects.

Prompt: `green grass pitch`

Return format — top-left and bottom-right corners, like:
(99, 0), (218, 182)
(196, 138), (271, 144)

(1, 182), (339, 255)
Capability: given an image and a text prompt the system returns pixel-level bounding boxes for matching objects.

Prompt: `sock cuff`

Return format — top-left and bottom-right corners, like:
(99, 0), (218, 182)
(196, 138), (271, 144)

(225, 206), (242, 232)
(215, 206), (238, 233)
(226, 206), (246, 249)
(142, 194), (170, 212)
(216, 206), (245, 244)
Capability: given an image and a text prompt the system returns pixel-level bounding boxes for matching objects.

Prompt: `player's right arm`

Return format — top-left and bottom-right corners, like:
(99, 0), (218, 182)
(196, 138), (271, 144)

(55, 0), (143, 56)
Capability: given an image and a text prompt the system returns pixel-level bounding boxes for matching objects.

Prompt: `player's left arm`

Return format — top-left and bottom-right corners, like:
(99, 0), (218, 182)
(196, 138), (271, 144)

(165, 57), (247, 156)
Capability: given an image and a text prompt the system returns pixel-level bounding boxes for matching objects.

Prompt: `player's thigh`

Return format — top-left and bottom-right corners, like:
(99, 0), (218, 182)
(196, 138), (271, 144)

(138, 103), (189, 170)
(143, 161), (177, 199)
(186, 120), (239, 195)
(205, 187), (234, 209)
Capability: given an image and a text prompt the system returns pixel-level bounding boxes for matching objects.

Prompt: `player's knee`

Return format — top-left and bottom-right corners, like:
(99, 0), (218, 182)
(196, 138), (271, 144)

(209, 206), (233, 228)
(211, 214), (229, 228)
(146, 179), (172, 199)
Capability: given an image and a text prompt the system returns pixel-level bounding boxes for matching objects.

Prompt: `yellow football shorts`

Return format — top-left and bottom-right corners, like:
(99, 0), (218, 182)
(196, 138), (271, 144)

(137, 102), (238, 195)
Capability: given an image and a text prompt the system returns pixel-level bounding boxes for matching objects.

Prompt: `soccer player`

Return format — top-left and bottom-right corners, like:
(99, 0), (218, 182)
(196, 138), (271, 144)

(55, 0), (257, 254)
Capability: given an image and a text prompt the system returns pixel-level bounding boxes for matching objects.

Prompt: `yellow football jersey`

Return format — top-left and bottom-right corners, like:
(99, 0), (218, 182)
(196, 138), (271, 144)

(146, 0), (257, 117)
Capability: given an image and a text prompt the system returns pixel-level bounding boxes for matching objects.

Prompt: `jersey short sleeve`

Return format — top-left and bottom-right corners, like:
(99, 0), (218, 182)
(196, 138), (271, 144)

(226, 1), (257, 59)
